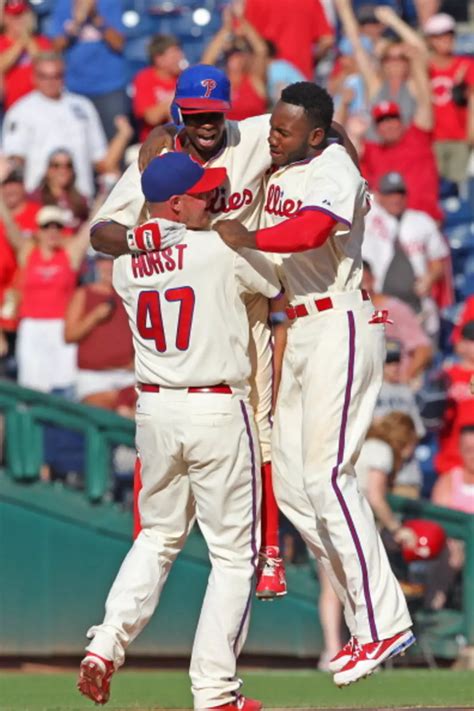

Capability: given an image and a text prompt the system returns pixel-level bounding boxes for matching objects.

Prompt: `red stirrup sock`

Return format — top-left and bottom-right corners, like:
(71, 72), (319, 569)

(260, 461), (279, 549)
(133, 456), (142, 540)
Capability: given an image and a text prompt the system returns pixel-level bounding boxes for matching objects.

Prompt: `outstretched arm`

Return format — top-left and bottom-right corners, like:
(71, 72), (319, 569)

(215, 210), (337, 252)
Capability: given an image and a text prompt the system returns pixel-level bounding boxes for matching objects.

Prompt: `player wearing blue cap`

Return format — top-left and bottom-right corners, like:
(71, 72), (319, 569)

(79, 151), (281, 711)
(91, 63), (288, 601)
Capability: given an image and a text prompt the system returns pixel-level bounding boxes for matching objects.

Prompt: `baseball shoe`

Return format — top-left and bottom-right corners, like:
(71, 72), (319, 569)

(333, 629), (416, 686)
(256, 546), (287, 600)
(77, 653), (114, 705)
(327, 637), (358, 673)
(208, 695), (262, 710)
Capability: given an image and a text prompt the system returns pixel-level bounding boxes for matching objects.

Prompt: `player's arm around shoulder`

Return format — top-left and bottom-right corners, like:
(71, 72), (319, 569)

(90, 161), (146, 256)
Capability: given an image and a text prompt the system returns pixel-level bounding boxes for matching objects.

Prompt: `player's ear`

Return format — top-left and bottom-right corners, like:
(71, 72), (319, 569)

(309, 126), (326, 149)
(169, 194), (182, 216)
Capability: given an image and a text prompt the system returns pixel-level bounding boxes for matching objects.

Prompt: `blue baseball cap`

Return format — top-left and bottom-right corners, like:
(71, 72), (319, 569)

(141, 152), (227, 203)
(174, 64), (231, 114)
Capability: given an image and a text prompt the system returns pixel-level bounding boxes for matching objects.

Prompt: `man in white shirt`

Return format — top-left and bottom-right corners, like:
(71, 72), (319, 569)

(1, 52), (107, 198)
(362, 171), (449, 335)
(78, 152), (280, 711)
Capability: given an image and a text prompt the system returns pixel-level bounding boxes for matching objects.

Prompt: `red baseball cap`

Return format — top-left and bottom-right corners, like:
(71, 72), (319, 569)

(4, 0), (30, 14)
(372, 101), (401, 122)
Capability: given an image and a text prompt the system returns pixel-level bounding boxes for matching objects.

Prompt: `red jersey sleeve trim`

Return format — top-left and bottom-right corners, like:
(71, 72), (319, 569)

(256, 210), (337, 253)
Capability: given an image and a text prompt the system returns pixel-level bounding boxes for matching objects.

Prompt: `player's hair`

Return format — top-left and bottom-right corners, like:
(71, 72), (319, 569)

(281, 82), (334, 134)
(460, 424), (474, 437)
(149, 34), (180, 62)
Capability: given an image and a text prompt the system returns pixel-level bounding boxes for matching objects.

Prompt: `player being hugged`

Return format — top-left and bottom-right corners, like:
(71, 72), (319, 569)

(90, 64), (286, 601)
(78, 152), (282, 710)
(215, 82), (415, 686)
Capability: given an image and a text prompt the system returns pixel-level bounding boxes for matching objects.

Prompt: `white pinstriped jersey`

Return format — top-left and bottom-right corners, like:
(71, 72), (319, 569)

(262, 144), (369, 301)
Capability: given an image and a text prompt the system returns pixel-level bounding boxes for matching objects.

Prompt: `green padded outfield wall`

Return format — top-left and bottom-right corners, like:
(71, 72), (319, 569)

(0, 474), (322, 657)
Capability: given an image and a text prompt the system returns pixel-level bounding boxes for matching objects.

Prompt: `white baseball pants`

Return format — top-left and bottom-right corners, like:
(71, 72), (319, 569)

(86, 385), (261, 710)
(272, 292), (412, 643)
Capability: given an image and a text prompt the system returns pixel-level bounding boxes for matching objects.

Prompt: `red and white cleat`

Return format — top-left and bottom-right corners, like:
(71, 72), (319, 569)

(328, 637), (358, 673)
(333, 629), (416, 686)
(77, 653), (115, 705)
(210, 696), (262, 710)
(256, 546), (287, 600)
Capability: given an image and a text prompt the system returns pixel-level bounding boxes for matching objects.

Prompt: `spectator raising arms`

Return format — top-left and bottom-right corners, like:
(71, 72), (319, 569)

(0, 167), (41, 368)
(424, 14), (474, 184)
(29, 149), (89, 233)
(0, 200), (90, 393)
(202, 4), (268, 121)
(2, 53), (108, 198)
(49, 0), (127, 141)
(132, 34), (185, 142)
(0, 0), (52, 110)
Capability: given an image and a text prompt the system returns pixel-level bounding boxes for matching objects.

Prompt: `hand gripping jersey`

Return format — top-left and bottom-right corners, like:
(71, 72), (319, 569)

(261, 144), (369, 300)
(113, 230), (280, 387)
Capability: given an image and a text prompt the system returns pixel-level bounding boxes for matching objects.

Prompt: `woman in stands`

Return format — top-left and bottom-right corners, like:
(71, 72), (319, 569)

(0, 201), (89, 394)
(201, 2), (268, 121)
(29, 149), (89, 234)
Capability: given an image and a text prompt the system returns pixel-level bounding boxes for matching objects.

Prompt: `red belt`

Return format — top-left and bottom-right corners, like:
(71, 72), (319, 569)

(140, 383), (232, 394)
(286, 289), (370, 320)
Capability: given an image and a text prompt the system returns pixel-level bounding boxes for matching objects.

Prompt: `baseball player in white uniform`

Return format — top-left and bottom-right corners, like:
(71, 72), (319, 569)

(78, 152), (281, 711)
(90, 64), (286, 599)
(215, 82), (415, 686)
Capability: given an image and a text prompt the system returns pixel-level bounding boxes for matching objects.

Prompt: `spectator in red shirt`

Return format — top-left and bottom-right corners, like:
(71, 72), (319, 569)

(64, 253), (135, 413)
(202, 6), (267, 122)
(132, 34), (185, 142)
(435, 320), (474, 475)
(424, 14), (474, 183)
(0, 167), (41, 365)
(360, 96), (442, 222)
(244, 0), (334, 80)
(0, 0), (52, 110)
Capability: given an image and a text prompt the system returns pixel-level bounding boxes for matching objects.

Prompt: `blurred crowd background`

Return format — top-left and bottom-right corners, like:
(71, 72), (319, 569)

(0, 0), (473, 663)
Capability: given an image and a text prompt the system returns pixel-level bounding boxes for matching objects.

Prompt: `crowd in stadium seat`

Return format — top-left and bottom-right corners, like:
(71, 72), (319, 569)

(0, 2), (473, 576)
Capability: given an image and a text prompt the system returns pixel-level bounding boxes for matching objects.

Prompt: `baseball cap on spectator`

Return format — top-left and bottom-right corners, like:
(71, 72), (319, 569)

(1, 166), (24, 184)
(36, 205), (67, 227)
(372, 101), (401, 122)
(141, 152), (227, 202)
(4, 0), (30, 14)
(423, 13), (456, 36)
(460, 320), (474, 341)
(386, 338), (402, 363)
(356, 5), (379, 25)
(378, 172), (407, 194)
